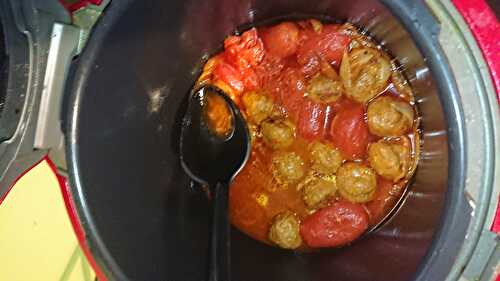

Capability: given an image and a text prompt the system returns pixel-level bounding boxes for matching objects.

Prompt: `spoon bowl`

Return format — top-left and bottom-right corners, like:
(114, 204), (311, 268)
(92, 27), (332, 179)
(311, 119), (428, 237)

(180, 85), (251, 185)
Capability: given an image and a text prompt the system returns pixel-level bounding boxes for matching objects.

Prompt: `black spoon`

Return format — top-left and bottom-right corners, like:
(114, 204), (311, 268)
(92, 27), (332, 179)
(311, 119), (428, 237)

(180, 85), (251, 281)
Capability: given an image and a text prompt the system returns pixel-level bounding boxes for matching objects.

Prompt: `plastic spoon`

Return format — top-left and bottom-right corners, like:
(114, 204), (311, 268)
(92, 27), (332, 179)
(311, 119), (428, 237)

(180, 85), (250, 281)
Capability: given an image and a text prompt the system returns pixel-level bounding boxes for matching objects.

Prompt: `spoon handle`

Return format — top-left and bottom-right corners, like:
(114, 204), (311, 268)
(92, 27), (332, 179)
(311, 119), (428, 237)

(208, 181), (231, 281)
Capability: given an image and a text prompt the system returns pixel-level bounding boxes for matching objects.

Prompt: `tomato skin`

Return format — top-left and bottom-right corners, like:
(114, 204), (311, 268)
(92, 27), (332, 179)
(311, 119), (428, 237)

(365, 178), (404, 225)
(261, 22), (300, 59)
(329, 104), (369, 160)
(213, 61), (245, 93)
(218, 28), (265, 93)
(300, 201), (369, 248)
(297, 100), (327, 140)
(224, 28), (265, 69)
(274, 68), (306, 121)
(318, 25), (351, 64)
(240, 67), (260, 91)
(297, 26), (350, 68)
(330, 97), (356, 113)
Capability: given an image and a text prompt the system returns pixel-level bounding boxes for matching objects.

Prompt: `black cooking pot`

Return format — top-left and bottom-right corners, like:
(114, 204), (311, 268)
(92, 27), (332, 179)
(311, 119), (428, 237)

(64, 0), (468, 280)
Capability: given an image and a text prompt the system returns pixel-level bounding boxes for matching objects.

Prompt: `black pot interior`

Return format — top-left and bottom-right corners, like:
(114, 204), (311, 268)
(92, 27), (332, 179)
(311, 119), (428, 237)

(66, 0), (456, 280)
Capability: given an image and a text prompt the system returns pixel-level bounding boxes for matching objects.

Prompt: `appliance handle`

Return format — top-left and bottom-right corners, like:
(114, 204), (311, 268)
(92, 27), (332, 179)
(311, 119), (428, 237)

(34, 23), (79, 151)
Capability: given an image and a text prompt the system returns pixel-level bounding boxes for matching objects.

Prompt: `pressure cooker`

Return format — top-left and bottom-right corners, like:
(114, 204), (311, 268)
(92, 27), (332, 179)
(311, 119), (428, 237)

(0, 0), (498, 280)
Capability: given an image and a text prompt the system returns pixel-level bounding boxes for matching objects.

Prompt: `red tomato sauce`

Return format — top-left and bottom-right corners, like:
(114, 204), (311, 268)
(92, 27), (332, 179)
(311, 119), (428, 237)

(195, 19), (420, 249)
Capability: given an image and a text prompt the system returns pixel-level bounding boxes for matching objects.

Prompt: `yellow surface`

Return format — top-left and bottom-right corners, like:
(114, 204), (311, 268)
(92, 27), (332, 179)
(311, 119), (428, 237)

(0, 160), (95, 281)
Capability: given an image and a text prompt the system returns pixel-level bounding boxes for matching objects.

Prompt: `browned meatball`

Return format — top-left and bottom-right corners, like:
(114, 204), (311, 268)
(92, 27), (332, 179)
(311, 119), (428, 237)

(242, 91), (275, 124)
(272, 152), (305, 184)
(390, 62), (413, 99)
(268, 211), (302, 249)
(367, 96), (414, 137)
(261, 118), (296, 149)
(306, 74), (343, 103)
(300, 176), (337, 209)
(337, 162), (377, 203)
(339, 23), (377, 49)
(368, 140), (411, 182)
(309, 141), (343, 174)
(340, 47), (391, 103)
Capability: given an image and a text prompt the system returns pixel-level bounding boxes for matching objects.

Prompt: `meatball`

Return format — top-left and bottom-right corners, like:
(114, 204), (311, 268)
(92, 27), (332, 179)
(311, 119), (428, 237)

(340, 47), (391, 103)
(306, 73), (343, 103)
(367, 96), (414, 137)
(339, 23), (377, 49)
(368, 140), (411, 182)
(390, 62), (413, 99)
(272, 152), (305, 184)
(242, 91), (275, 125)
(261, 118), (296, 149)
(337, 162), (377, 203)
(300, 176), (337, 209)
(268, 211), (302, 249)
(309, 142), (343, 174)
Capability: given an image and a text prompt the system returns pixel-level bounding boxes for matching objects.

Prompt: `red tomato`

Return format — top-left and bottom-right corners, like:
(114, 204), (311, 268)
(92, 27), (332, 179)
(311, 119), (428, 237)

(330, 97), (356, 113)
(297, 25), (350, 68)
(300, 202), (369, 248)
(213, 62), (245, 93)
(261, 22), (300, 59)
(275, 67), (306, 121)
(240, 67), (260, 91)
(297, 100), (327, 140)
(320, 25), (350, 62)
(224, 28), (265, 70)
(329, 104), (369, 160)
(255, 56), (285, 87)
(365, 178), (404, 225)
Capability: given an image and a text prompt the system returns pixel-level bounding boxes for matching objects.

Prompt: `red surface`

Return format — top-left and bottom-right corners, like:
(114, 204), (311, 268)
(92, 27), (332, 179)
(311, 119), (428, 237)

(452, 0), (500, 235)
(59, 0), (103, 13)
(45, 158), (108, 281)
(452, 0), (500, 101)
(492, 200), (500, 233)
(453, 1), (500, 280)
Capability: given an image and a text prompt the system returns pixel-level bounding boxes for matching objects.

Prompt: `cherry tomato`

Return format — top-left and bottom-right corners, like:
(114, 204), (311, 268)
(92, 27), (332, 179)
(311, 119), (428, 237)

(365, 178), (404, 225)
(329, 104), (369, 160)
(255, 56), (285, 86)
(297, 100), (327, 140)
(300, 201), (369, 248)
(261, 22), (300, 59)
(275, 68), (306, 121)
(213, 61), (244, 93)
(297, 25), (350, 68)
(319, 25), (351, 64)
(330, 97), (356, 113)
(240, 67), (260, 91)
(224, 28), (265, 69)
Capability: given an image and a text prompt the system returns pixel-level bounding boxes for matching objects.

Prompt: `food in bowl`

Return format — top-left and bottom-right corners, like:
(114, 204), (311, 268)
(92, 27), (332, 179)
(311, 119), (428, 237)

(195, 19), (420, 250)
